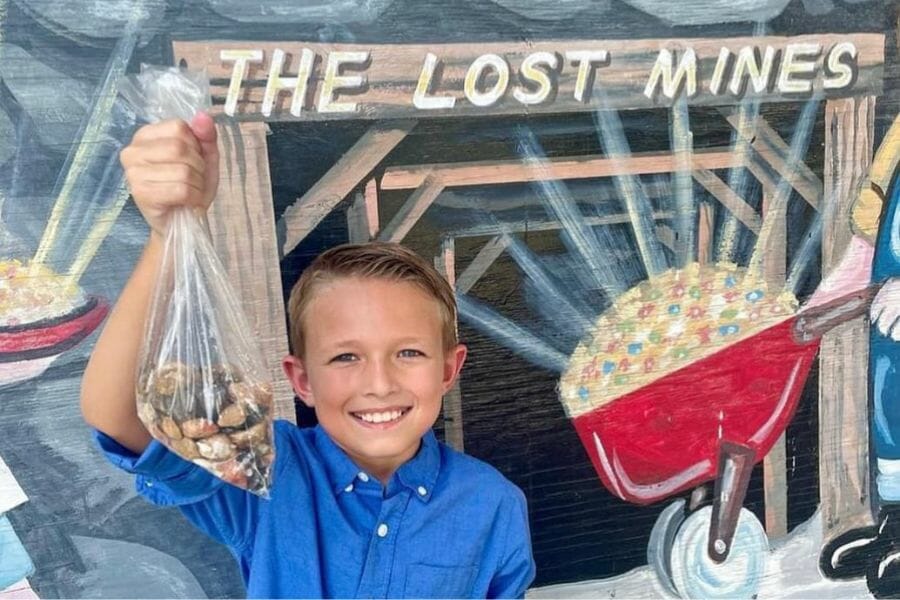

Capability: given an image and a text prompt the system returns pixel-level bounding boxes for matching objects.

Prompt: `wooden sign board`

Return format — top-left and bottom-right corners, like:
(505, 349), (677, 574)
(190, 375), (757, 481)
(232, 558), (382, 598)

(173, 33), (884, 121)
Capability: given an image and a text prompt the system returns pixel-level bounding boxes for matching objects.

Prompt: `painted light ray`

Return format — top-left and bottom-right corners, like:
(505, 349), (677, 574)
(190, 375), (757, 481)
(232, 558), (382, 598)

(515, 127), (625, 298)
(749, 97), (821, 275)
(593, 101), (667, 277)
(717, 98), (762, 263)
(786, 215), (823, 294)
(31, 15), (142, 272)
(717, 21), (767, 264)
(670, 96), (695, 267)
(501, 232), (594, 336)
(456, 293), (568, 373)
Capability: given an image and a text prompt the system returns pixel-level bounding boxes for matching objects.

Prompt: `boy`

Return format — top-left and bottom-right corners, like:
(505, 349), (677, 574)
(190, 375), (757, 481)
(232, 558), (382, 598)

(81, 113), (536, 598)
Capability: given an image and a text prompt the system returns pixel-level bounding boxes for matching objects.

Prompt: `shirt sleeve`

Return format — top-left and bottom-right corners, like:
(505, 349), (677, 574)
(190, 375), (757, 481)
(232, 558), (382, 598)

(487, 487), (536, 599)
(93, 429), (259, 551)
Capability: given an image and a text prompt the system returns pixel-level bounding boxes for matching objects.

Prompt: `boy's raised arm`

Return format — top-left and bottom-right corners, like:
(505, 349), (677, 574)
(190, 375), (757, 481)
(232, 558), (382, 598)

(81, 115), (219, 454)
(80, 234), (162, 454)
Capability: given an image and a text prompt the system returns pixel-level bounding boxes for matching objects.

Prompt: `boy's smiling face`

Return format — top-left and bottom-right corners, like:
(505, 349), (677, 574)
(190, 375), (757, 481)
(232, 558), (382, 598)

(283, 276), (466, 483)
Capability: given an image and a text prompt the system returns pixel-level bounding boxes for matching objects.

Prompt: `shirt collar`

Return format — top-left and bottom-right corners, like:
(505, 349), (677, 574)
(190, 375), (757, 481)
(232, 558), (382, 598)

(312, 425), (441, 502)
(396, 429), (440, 502)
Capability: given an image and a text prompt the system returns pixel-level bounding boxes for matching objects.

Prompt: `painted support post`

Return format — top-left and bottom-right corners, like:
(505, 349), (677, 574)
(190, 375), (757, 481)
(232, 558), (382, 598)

(697, 202), (714, 265)
(819, 96), (876, 534)
(761, 181), (788, 538)
(435, 237), (465, 451)
(208, 122), (295, 422)
(347, 178), (380, 241)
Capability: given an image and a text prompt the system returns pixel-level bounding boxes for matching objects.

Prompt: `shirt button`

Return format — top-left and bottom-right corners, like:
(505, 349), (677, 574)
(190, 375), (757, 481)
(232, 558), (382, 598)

(377, 524), (389, 538)
(417, 486), (427, 496)
(344, 483), (354, 493)
(358, 472), (370, 483)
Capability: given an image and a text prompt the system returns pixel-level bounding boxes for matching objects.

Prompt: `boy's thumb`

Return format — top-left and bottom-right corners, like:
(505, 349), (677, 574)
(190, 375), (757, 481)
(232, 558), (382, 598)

(189, 111), (218, 153)
(189, 111), (220, 203)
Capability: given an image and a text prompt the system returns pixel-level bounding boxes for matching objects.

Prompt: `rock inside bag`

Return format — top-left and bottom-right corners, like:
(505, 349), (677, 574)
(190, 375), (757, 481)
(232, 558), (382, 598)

(137, 361), (275, 495)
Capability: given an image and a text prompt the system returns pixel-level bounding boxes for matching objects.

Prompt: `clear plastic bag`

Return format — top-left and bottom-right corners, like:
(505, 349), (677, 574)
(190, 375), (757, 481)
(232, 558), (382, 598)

(122, 66), (275, 497)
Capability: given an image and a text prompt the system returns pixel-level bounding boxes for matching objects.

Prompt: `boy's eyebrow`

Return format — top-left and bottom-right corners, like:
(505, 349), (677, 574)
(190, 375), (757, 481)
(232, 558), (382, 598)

(319, 336), (433, 349)
(322, 340), (360, 349)
(394, 337), (431, 345)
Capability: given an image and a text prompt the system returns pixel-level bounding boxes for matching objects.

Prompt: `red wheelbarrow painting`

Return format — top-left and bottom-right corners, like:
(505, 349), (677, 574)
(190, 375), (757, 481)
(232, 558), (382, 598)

(0, 260), (109, 387)
(558, 262), (877, 598)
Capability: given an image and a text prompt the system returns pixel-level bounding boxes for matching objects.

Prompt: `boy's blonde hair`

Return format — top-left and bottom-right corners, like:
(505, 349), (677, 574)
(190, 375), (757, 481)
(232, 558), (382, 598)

(287, 242), (459, 357)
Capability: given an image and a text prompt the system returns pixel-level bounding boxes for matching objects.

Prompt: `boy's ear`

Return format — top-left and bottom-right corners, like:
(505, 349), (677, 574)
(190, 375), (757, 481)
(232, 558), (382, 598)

(282, 354), (315, 408)
(442, 344), (468, 394)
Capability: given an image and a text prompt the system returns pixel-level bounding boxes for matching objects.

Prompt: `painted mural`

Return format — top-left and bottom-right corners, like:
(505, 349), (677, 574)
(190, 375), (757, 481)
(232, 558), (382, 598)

(1, 0), (900, 598)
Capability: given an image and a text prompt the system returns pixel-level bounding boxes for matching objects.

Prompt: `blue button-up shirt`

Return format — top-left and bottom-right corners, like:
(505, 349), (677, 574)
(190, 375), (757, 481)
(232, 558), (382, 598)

(94, 420), (535, 598)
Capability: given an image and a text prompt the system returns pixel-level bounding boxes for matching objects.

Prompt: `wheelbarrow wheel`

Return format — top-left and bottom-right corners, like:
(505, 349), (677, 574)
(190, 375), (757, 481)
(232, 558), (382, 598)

(647, 498), (687, 596)
(669, 505), (768, 599)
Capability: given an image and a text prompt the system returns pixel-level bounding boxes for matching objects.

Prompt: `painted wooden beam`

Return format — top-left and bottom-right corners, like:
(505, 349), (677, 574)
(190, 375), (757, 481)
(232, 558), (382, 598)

(744, 155), (780, 193)
(381, 147), (741, 190)
(449, 211), (675, 238)
(434, 237), (464, 452)
(753, 117), (824, 203)
(378, 176), (446, 243)
(692, 168), (762, 234)
(697, 202), (714, 265)
(346, 178), (380, 242)
(281, 120), (416, 254)
(819, 96), (875, 535)
(761, 181), (788, 538)
(173, 33), (884, 121)
(455, 235), (510, 294)
(209, 122), (294, 422)
(723, 112), (822, 209)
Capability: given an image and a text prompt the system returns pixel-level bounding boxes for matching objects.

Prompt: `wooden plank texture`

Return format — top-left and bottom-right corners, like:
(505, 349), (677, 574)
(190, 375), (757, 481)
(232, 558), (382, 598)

(819, 96), (875, 535)
(435, 237), (464, 451)
(693, 168), (762, 233)
(209, 121), (294, 422)
(172, 34), (884, 121)
(456, 235), (510, 294)
(280, 120), (415, 254)
(346, 178), (380, 241)
(723, 112), (823, 208)
(378, 177), (445, 243)
(382, 147), (742, 190)
(761, 181), (788, 538)
(449, 211), (674, 238)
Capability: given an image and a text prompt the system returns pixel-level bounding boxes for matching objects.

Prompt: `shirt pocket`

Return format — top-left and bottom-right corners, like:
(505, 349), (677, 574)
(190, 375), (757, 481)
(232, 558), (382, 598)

(403, 563), (478, 598)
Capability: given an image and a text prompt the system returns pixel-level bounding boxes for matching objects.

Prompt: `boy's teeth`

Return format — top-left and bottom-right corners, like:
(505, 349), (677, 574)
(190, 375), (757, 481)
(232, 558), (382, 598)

(358, 410), (403, 423)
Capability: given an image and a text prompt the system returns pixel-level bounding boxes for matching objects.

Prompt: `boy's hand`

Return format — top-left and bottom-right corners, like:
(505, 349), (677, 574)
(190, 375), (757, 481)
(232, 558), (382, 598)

(120, 112), (220, 238)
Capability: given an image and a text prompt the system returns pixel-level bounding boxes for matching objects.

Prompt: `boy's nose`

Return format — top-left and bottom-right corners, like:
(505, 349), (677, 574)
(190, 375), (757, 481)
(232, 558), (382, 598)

(363, 358), (400, 398)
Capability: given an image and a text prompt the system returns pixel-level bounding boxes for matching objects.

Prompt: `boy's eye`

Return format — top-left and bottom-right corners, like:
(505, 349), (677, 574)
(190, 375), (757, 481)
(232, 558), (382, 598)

(330, 353), (358, 363)
(398, 349), (425, 358)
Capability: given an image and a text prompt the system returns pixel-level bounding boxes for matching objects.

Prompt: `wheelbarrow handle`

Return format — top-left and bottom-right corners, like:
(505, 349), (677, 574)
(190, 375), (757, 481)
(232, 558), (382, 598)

(793, 282), (883, 343)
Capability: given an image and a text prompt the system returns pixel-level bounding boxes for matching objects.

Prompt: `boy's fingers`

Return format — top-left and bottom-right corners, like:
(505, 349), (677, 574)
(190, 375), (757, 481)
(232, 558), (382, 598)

(131, 119), (201, 147)
(120, 140), (205, 175)
(129, 180), (207, 209)
(124, 164), (206, 196)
